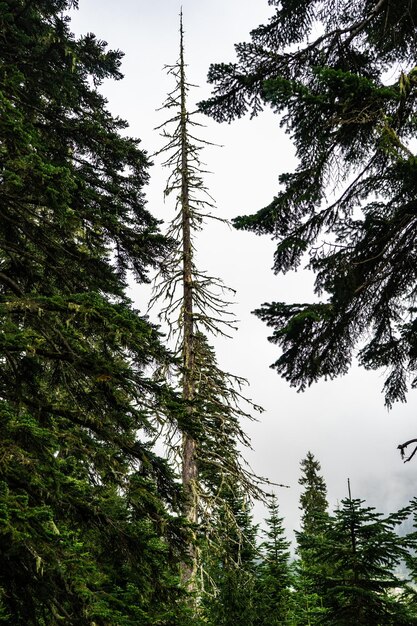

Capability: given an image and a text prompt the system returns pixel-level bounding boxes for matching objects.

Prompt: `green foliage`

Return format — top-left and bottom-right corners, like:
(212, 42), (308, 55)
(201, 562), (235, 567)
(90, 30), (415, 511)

(309, 498), (416, 625)
(293, 455), (417, 625)
(400, 499), (417, 620)
(293, 453), (329, 625)
(202, 486), (259, 626)
(298, 452), (328, 538)
(292, 567), (328, 626)
(255, 495), (294, 625)
(203, 453), (417, 625)
(0, 1), (188, 623)
(201, 0), (417, 407)
(191, 333), (261, 501)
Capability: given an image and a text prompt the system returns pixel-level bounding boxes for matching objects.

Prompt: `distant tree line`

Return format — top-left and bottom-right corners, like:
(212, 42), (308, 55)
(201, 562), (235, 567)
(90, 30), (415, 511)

(204, 451), (417, 626)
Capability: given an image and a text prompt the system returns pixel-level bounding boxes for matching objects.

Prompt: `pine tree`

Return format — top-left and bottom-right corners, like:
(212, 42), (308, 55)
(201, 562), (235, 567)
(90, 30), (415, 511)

(200, 0), (417, 412)
(150, 11), (263, 593)
(0, 1), (188, 622)
(256, 495), (294, 626)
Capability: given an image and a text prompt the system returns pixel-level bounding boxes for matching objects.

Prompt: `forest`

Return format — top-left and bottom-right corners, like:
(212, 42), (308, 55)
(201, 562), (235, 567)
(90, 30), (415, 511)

(1, 0), (417, 624)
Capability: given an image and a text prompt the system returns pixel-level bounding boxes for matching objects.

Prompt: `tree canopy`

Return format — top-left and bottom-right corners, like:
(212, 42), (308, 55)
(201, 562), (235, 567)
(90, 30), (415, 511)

(0, 1), (188, 622)
(200, 0), (417, 408)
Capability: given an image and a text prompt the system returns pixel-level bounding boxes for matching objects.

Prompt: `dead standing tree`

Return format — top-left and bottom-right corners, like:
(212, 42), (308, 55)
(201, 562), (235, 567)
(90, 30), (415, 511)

(150, 12), (265, 592)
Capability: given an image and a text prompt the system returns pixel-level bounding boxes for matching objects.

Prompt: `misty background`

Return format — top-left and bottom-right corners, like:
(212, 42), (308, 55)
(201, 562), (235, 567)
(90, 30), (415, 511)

(68, 0), (417, 542)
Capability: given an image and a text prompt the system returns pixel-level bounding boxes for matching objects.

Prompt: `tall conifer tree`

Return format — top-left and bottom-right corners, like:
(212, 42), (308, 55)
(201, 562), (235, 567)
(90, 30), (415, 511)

(0, 1), (188, 622)
(151, 12), (263, 592)
(256, 495), (294, 626)
(298, 452), (328, 539)
(294, 453), (329, 625)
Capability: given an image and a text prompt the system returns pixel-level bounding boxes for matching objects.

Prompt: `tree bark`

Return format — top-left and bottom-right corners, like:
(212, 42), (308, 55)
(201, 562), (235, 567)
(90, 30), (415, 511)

(179, 12), (199, 589)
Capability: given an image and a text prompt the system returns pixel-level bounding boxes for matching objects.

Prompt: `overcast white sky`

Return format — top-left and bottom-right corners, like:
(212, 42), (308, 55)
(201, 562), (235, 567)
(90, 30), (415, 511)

(69, 0), (417, 540)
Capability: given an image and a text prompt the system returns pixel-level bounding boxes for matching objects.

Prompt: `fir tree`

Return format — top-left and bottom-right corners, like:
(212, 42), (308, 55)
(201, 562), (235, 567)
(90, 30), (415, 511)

(0, 1), (187, 623)
(202, 485), (259, 626)
(200, 0), (417, 415)
(298, 452), (329, 540)
(294, 453), (329, 625)
(312, 495), (416, 625)
(256, 495), (294, 626)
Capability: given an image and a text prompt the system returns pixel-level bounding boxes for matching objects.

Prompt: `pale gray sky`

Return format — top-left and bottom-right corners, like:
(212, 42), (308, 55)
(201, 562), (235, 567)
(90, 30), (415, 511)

(69, 0), (417, 540)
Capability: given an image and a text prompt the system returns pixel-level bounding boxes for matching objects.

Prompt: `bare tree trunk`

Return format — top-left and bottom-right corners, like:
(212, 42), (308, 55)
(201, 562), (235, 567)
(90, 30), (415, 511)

(150, 8), (264, 598)
(179, 13), (199, 589)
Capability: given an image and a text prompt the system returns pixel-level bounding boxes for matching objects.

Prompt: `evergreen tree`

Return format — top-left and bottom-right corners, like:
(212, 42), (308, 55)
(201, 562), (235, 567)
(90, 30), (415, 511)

(202, 485), (259, 626)
(311, 496), (416, 625)
(256, 495), (294, 626)
(0, 1), (188, 623)
(298, 452), (328, 538)
(200, 0), (417, 412)
(293, 453), (329, 625)
(291, 563), (328, 626)
(400, 498), (417, 619)
(150, 11), (263, 593)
